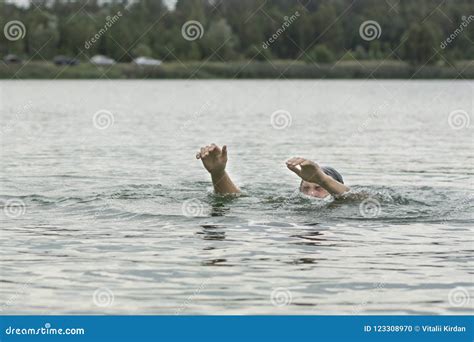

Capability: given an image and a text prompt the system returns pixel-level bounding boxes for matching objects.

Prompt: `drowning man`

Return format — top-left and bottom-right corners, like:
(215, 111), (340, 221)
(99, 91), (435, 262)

(196, 144), (349, 198)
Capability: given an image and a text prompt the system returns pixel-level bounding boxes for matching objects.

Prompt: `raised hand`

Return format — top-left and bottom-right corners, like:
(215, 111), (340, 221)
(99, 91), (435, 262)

(196, 144), (240, 194)
(286, 157), (350, 196)
(196, 144), (228, 176)
(286, 157), (327, 184)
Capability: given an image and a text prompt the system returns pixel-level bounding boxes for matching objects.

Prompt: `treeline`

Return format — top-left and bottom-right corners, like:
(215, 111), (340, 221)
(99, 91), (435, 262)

(1, 0), (473, 65)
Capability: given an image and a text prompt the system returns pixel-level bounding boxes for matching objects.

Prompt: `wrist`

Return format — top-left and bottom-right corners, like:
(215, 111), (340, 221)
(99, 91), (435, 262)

(210, 169), (226, 179)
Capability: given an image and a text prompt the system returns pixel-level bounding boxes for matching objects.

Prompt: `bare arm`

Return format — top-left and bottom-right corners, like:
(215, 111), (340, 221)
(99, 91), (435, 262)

(196, 144), (240, 195)
(318, 172), (349, 196)
(286, 158), (349, 196)
(210, 170), (240, 194)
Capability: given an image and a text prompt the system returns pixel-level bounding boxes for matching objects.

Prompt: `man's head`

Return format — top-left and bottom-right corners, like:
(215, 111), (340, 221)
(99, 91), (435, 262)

(299, 166), (344, 198)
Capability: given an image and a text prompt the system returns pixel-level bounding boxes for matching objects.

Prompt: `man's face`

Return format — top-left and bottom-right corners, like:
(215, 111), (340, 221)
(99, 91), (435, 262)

(299, 180), (330, 198)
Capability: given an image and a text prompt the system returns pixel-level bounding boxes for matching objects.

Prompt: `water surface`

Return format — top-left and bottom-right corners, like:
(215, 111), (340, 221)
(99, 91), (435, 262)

(0, 80), (472, 314)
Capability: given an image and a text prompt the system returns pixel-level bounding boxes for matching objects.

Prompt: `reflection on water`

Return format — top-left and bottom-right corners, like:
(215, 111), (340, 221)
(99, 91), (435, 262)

(0, 80), (472, 314)
(198, 225), (227, 241)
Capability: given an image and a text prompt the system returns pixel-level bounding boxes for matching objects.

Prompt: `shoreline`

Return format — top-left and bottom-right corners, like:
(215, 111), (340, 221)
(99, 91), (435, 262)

(2, 60), (473, 80)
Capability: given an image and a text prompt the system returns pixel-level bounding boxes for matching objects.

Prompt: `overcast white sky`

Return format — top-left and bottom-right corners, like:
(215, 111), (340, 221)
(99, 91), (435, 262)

(6, 0), (178, 10)
(6, 0), (29, 6)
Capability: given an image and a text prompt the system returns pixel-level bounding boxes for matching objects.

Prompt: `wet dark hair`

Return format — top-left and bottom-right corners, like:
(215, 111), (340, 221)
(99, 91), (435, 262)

(299, 166), (344, 187)
(321, 166), (344, 184)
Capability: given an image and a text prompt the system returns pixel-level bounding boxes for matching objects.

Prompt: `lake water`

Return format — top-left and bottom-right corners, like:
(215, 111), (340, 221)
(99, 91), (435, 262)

(0, 80), (472, 314)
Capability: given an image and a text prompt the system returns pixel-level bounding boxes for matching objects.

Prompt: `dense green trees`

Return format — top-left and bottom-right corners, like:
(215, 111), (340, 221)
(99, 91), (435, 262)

(0, 0), (472, 64)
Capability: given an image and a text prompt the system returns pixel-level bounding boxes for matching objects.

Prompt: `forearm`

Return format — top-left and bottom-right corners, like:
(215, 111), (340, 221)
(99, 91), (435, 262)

(210, 171), (240, 194)
(320, 174), (349, 196)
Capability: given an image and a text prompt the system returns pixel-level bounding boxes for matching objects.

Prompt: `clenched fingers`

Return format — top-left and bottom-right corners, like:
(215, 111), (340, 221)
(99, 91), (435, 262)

(286, 157), (305, 166)
(196, 144), (220, 159)
(286, 163), (301, 176)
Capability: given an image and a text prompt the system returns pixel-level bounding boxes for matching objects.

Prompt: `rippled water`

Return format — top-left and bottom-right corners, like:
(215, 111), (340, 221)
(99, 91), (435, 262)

(0, 80), (473, 314)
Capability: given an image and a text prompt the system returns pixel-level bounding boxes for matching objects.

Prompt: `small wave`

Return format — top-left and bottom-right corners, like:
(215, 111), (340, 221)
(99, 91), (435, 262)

(1, 183), (471, 225)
